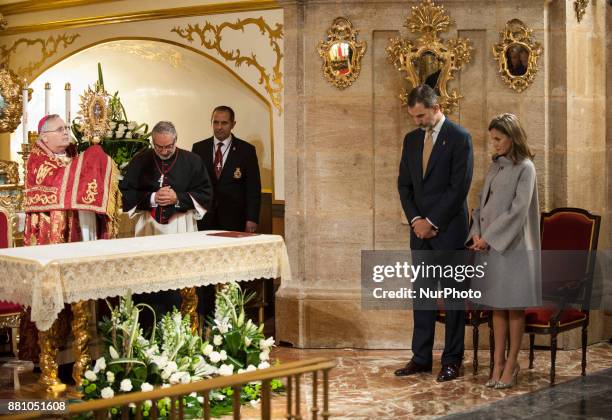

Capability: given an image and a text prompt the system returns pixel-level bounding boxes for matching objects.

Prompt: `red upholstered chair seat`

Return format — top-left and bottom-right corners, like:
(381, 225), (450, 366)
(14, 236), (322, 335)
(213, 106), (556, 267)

(525, 307), (587, 328)
(0, 301), (22, 315)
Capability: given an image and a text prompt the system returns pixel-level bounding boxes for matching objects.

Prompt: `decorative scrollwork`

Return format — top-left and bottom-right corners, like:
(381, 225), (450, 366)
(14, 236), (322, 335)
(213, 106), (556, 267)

(0, 188), (24, 247)
(574, 0), (590, 23)
(171, 17), (283, 114)
(317, 17), (366, 90)
(386, 0), (473, 113)
(0, 33), (80, 79)
(0, 66), (28, 133)
(0, 13), (7, 31)
(0, 159), (19, 184)
(492, 19), (542, 93)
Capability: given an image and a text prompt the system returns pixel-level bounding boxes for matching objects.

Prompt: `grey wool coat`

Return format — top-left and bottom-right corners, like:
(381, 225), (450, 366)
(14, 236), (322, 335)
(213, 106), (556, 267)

(467, 156), (541, 308)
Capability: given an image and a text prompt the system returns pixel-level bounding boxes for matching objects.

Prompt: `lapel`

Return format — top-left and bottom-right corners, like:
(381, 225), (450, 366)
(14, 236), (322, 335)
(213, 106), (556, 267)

(219, 137), (239, 182)
(423, 118), (449, 180)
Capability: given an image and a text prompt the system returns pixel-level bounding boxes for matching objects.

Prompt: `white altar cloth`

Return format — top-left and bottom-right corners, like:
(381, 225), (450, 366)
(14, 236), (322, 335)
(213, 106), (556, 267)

(0, 231), (290, 331)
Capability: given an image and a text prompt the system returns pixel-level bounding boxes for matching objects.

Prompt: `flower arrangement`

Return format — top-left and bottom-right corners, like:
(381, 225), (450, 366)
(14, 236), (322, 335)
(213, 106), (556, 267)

(79, 282), (282, 418)
(72, 64), (151, 170)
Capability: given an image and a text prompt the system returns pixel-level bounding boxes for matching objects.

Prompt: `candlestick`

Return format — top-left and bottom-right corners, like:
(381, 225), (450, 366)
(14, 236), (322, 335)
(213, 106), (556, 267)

(44, 82), (51, 115)
(21, 80), (28, 144)
(65, 82), (71, 125)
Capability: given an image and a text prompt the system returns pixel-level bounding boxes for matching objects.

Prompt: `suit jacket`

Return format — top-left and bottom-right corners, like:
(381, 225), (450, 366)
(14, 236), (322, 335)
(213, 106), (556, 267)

(398, 118), (473, 250)
(192, 135), (261, 231)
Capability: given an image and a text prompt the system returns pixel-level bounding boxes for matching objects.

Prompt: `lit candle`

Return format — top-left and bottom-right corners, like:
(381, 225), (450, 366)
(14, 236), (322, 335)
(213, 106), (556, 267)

(65, 82), (71, 125)
(44, 82), (51, 115)
(22, 81), (28, 144)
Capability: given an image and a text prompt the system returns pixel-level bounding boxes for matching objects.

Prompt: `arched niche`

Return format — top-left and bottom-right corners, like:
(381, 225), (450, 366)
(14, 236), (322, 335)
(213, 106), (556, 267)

(11, 38), (275, 193)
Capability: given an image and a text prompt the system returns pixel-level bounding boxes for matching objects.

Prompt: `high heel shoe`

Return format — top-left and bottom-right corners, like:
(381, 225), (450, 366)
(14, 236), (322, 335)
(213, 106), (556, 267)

(494, 365), (520, 389)
(484, 378), (498, 387)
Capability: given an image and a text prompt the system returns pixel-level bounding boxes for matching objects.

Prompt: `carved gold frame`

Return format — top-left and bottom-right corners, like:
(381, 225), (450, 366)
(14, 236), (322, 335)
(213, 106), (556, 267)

(77, 83), (110, 144)
(317, 17), (366, 90)
(386, 0), (472, 113)
(0, 66), (27, 133)
(492, 19), (542, 93)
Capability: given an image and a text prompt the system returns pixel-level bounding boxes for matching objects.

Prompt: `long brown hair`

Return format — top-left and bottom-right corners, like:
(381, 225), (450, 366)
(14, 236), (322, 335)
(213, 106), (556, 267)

(488, 113), (534, 163)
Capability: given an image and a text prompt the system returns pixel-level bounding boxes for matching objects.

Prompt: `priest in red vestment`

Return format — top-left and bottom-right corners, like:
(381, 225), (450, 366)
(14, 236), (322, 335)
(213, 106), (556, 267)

(19, 114), (120, 388)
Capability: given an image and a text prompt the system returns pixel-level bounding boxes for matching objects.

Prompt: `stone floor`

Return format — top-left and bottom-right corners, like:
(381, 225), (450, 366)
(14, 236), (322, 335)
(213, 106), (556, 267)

(1, 342), (611, 419)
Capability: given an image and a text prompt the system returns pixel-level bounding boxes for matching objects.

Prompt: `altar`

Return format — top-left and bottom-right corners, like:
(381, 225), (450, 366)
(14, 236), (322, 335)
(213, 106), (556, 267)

(0, 231), (290, 391)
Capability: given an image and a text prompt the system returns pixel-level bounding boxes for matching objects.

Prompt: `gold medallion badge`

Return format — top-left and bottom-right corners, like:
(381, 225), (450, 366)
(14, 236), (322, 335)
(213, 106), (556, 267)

(233, 167), (242, 179)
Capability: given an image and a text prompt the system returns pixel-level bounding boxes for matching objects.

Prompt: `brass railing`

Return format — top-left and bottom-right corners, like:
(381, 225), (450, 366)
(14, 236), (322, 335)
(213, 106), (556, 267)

(5, 357), (336, 420)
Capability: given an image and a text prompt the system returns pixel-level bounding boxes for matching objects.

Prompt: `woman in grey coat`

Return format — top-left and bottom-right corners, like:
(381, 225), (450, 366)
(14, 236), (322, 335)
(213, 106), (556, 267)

(467, 113), (541, 389)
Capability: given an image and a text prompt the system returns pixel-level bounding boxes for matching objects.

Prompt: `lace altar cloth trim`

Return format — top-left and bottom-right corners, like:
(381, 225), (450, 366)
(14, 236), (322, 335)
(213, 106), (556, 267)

(0, 231), (291, 331)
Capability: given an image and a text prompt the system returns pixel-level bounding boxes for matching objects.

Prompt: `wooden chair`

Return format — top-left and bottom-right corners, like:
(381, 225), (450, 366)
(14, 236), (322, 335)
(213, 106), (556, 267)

(524, 207), (601, 385)
(436, 305), (493, 375)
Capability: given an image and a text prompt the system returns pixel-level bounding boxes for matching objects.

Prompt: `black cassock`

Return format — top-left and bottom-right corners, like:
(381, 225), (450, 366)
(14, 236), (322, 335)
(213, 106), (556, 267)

(119, 148), (212, 326)
(120, 148), (212, 224)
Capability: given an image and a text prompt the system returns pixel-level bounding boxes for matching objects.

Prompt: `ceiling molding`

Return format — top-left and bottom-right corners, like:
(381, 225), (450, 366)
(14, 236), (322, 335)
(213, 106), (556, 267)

(0, 0), (280, 36)
(0, 0), (120, 16)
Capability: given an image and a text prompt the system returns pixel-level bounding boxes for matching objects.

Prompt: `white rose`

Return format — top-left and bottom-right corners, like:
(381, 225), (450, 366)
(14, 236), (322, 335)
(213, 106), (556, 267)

(169, 371), (188, 384)
(151, 355), (168, 369)
(259, 337), (275, 351)
(128, 121), (137, 130)
(109, 346), (120, 360)
(101, 387), (114, 399)
(258, 361), (270, 370)
(246, 364), (257, 372)
(238, 368), (246, 374)
(213, 335), (223, 346)
(141, 382), (154, 392)
(209, 351), (221, 364)
(109, 121), (117, 129)
(165, 361), (178, 374)
(125, 131), (133, 139)
(105, 131), (113, 138)
(218, 364), (234, 376)
(120, 378), (133, 392)
(84, 370), (97, 382)
(117, 124), (126, 132)
(203, 344), (213, 356)
(244, 337), (252, 347)
(259, 351), (270, 361)
(219, 350), (227, 361)
(106, 371), (115, 383)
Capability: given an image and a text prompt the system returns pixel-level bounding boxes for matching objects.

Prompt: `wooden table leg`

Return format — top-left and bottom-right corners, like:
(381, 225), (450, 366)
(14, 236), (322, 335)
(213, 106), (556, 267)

(180, 287), (199, 334)
(71, 300), (91, 387)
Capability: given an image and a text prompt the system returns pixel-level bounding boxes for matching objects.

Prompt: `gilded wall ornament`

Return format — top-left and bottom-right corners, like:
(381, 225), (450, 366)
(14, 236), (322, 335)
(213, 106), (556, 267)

(0, 187), (24, 247)
(0, 66), (28, 133)
(0, 159), (19, 185)
(0, 33), (80, 79)
(0, 13), (7, 30)
(172, 17), (284, 114)
(317, 17), (366, 90)
(492, 19), (542, 93)
(77, 83), (110, 144)
(386, 0), (472, 113)
(574, 0), (590, 23)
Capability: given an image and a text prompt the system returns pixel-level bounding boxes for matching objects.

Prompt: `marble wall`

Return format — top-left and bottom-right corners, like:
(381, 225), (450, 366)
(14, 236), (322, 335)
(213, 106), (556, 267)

(277, 0), (610, 349)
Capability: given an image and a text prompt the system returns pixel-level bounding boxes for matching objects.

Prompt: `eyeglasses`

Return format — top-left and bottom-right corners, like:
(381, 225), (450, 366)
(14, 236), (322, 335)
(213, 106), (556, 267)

(153, 141), (176, 151)
(43, 125), (70, 134)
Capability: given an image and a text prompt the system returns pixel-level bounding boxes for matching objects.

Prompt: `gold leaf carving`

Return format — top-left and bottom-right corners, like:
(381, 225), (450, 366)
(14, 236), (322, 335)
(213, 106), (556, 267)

(0, 33), (80, 79)
(172, 17), (283, 114)
(574, 0), (589, 23)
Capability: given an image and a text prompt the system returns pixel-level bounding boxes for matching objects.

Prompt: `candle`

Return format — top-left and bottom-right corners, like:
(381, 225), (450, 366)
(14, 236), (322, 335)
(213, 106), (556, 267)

(65, 82), (71, 125)
(44, 82), (51, 115)
(22, 81), (28, 144)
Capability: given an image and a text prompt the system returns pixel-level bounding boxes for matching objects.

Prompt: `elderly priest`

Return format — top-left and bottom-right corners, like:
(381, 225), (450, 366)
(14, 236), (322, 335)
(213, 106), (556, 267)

(119, 121), (212, 318)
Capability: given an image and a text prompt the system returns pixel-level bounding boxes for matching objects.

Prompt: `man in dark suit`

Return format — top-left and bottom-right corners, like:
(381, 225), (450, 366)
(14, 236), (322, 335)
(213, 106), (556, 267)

(192, 106), (261, 232)
(395, 85), (473, 382)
